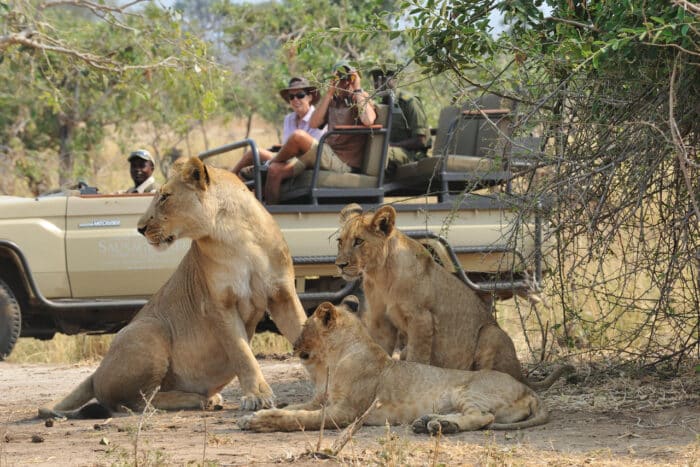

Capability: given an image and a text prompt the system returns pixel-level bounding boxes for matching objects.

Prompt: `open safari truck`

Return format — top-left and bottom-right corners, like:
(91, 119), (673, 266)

(0, 94), (546, 359)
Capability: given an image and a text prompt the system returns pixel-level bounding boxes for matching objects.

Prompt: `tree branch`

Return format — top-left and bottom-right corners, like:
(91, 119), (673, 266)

(0, 30), (180, 72)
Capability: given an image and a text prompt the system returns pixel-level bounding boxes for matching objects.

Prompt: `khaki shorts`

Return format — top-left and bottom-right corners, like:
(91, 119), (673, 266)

(291, 142), (352, 176)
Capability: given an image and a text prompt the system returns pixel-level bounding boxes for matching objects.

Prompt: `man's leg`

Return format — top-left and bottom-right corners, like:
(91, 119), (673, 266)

(274, 130), (315, 163)
(231, 148), (274, 177)
(264, 160), (297, 204)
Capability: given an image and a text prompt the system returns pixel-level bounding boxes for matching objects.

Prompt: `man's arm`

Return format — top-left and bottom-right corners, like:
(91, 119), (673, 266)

(349, 75), (376, 126)
(390, 134), (427, 151)
(310, 88), (332, 129)
(391, 97), (428, 150)
(352, 90), (377, 126)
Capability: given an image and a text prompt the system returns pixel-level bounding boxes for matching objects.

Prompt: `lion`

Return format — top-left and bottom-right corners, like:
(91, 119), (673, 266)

(38, 157), (307, 419)
(334, 203), (571, 390)
(238, 297), (548, 433)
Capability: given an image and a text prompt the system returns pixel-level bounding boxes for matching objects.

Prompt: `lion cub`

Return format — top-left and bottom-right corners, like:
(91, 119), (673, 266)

(335, 203), (570, 389)
(238, 297), (548, 433)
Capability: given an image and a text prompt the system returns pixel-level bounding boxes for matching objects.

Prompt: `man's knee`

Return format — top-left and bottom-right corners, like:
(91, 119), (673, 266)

(267, 164), (283, 180)
(290, 129), (311, 140)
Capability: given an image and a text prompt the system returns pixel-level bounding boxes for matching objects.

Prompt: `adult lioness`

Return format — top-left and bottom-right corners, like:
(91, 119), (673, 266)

(39, 157), (307, 419)
(238, 298), (548, 433)
(335, 203), (570, 389)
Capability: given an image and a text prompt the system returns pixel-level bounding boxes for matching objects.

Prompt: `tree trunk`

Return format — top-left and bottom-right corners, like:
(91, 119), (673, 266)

(58, 118), (72, 187)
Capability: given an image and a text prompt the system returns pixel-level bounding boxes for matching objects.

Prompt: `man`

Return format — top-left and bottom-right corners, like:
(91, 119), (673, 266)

(370, 63), (430, 174)
(264, 61), (376, 204)
(125, 149), (159, 193)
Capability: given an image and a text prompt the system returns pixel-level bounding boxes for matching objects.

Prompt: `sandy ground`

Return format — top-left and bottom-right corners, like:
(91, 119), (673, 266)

(1, 358), (698, 466)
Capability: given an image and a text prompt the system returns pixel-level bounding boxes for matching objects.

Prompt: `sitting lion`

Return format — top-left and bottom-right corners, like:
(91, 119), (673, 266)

(238, 297), (548, 433)
(335, 203), (571, 389)
(39, 157), (307, 419)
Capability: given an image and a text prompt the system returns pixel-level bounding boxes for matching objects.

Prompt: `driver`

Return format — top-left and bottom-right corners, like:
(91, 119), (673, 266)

(125, 149), (159, 193)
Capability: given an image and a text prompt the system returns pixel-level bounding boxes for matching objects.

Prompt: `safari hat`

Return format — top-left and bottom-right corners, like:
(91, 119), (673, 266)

(128, 149), (154, 164)
(369, 60), (401, 77)
(332, 60), (360, 77)
(279, 77), (319, 105)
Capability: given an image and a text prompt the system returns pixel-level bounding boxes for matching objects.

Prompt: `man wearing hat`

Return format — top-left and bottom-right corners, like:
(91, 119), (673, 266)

(231, 77), (326, 179)
(370, 62), (431, 174)
(263, 61), (377, 204)
(125, 149), (159, 193)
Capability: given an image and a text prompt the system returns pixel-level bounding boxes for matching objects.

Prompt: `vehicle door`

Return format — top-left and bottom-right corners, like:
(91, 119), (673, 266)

(65, 193), (189, 298)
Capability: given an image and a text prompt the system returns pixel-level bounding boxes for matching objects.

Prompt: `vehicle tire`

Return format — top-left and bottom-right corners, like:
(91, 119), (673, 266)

(0, 279), (21, 361)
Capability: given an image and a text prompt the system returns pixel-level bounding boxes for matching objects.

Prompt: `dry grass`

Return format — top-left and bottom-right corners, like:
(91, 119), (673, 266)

(7, 334), (113, 364)
(8, 331), (291, 364)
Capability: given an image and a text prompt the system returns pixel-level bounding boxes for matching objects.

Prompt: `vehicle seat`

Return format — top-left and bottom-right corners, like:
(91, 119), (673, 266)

(384, 94), (528, 201)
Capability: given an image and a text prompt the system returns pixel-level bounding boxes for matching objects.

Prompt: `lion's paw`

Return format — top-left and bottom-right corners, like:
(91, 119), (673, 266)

(411, 415), (459, 435)
(205, 393), (224, 411)
(411, 415), (432, 434)
(237, 414), (254, 430)
(237, 409), (282, 432)
(240, 392), (275, 411)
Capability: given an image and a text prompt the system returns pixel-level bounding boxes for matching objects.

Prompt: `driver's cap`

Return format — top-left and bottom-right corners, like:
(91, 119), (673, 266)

(128, 149), (154, 163)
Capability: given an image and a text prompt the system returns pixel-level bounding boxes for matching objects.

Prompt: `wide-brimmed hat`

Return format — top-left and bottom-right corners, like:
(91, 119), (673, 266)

(279, 77), (319, 105)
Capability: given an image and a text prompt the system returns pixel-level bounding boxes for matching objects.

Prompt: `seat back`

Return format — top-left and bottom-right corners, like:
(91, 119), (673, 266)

(431, 106), (461, 156)
(361, 102), (390, 177)
(433, 94), (512, 159)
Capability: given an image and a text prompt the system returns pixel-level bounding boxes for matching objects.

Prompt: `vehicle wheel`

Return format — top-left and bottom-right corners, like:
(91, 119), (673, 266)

(0, 279), (21, 360)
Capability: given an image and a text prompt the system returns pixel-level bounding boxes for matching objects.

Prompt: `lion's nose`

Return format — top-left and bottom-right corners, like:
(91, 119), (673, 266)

(137, 225), (147, 236)
(335, 261), (348, 269)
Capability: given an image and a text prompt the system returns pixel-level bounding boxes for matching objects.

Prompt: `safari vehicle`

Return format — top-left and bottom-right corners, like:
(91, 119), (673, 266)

(0, 95), (546, 360)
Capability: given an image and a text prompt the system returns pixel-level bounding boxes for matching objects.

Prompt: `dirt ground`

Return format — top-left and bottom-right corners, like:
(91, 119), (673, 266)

(1, 358), (698, 466)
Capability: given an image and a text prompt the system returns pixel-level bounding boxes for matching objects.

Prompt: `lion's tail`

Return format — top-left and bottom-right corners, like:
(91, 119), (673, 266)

(489, 395), (549, 430)
(38, 374), (111, 420)
(525, 364), (575, 391)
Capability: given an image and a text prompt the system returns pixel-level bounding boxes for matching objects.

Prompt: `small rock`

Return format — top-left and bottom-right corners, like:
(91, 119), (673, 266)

(99, 437), (110, 446)
(44, 419), (54, 428)
(31, 434), (44, 443)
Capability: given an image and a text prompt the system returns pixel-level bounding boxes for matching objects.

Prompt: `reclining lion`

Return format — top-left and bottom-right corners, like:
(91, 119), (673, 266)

(335, 203), (571, 390)
(238, 297), (548, 434)
(39, 157), (307, 419)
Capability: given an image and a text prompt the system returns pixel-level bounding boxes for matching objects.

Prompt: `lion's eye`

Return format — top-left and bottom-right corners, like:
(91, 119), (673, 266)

(353, 238), (364, 247)
(159, 193), (170, 204)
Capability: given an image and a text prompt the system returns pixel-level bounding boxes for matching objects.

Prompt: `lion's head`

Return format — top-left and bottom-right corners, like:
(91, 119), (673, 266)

(334, 203), (397, 280)
(137, 156), (216, 251)
(293, 295), (361, 363)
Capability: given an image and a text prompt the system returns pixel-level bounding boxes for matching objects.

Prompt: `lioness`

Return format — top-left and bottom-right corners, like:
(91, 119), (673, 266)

(238, 298), (548, 433)
(39, 157), (307, 419)
(335, 203), (570, 389)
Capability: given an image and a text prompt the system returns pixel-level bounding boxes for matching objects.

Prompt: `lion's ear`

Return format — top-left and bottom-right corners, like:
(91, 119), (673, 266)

(170, 156), (189, 175)
(181, 157), (210, 191)
(315, 302), (338, 328)
(371, 205), (396, 236)
(340, 203), (363, 224)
